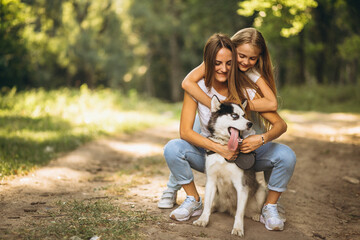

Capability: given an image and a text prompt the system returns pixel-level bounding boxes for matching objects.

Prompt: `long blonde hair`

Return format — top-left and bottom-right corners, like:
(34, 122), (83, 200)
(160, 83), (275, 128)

(226, 68), (258, 109)
(231, 27), (276, 96)
(230, 28), (277, 130)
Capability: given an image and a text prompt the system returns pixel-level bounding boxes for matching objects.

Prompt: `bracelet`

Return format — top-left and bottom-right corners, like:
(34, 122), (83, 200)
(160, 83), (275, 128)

(261, 135), (265, 145)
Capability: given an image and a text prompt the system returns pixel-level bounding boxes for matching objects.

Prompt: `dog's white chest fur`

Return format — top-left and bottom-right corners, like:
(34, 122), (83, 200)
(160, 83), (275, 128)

(206, 154), (243, 185)
(205, 153), (246, 214)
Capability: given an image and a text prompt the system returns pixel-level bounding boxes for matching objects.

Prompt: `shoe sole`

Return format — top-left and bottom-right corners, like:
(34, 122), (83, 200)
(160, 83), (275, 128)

(158, 203), (175, 209)
(260, 215), (284, 231)
(170, 209), (202, 221)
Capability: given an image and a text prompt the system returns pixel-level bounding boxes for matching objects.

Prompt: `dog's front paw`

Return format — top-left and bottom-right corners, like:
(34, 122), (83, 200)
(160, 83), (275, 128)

(231, 227), (244, 237)
(193, 218), (208, 227)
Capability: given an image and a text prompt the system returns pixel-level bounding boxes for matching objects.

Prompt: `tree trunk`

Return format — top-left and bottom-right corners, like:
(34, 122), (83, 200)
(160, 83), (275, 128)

(144, 48), (154, 97)
(168, 0), (183, 102)
(316, 52), (325, 84)
(312, 1), (329, 84)
(350, 60), (358, 84)
(169, 33), (183, 102)
(298, 30), (306, 84)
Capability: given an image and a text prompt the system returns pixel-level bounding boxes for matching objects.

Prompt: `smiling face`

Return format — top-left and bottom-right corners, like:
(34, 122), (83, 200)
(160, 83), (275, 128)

(214, 47), (232, 83)
(203, 34), (237, 90)
(236, 43), (260, 72)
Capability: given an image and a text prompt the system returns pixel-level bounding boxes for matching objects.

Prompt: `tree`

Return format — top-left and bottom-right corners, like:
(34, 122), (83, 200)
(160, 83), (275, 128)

(237, 0), (359, 85)
(238, 0), (318, 38)
(13, 0), (130, 89)
(2, 0), (358, 99)
(0, 0), (31, 89)
(126, 0), (253, 101)
(237, 0), (318, 86)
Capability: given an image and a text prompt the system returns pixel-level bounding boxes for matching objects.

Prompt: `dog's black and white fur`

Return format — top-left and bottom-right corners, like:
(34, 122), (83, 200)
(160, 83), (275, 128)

(193, 96), (266, 237)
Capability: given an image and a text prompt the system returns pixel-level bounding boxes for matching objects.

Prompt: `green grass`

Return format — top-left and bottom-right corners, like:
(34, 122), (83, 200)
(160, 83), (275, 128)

(18, 199), (154, 240)
(0, 85), (181, 178)
(279, 84), (360, 113)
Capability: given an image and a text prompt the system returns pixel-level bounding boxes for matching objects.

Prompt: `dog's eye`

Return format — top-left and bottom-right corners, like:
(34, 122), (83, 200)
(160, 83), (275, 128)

(231, 113), (239, 120)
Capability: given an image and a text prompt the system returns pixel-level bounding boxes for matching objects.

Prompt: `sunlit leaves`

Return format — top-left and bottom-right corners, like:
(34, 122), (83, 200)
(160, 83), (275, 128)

(1, 0), (29, 30)
(237, 0), (318, 37)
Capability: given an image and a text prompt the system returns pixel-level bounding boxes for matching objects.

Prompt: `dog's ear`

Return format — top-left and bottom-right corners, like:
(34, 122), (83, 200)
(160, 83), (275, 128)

(241, 99), (248, 110)
(211, 95), (221, 112)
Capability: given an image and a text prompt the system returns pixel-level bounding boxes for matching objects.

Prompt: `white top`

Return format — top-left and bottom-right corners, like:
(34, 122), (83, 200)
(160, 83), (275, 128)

(245, 68), (265, 134)
(195, 80), (227, 137)
(195, 69), (259, 137)
(246, 68), (261, 83)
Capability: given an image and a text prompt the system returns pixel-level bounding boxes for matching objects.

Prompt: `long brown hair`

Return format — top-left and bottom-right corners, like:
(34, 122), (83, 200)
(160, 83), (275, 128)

(203, 34), (258, 116)
(203, 33), (237, 93)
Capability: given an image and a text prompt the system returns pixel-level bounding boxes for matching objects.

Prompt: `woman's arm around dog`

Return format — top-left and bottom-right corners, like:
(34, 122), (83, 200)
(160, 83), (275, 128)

(180, 92), (238, 160)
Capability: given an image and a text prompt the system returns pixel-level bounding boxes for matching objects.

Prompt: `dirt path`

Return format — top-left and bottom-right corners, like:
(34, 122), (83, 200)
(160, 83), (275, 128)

(0, 111), (359, 240)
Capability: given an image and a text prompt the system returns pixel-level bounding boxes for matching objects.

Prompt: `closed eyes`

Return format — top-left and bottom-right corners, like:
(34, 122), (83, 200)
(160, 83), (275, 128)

(238, 54), (258, 61)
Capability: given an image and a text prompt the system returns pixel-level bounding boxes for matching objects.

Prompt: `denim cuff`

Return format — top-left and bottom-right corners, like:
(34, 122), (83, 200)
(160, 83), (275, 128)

(267, 184), (286, 193)
(176, 178), (194, 186)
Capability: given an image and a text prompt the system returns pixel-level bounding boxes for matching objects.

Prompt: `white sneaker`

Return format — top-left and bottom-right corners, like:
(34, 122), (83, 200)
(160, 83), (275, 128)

(158, 188), (177, 209)
(260, 204), (284, 231)
(169, 196), (202, 221)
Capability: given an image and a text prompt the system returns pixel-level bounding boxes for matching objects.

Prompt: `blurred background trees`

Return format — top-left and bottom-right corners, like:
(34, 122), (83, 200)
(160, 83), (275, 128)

(1, 0), (359, 102)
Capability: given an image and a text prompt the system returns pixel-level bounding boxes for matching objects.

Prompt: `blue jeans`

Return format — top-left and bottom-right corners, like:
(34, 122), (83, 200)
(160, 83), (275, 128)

(163, 118), (296, 192)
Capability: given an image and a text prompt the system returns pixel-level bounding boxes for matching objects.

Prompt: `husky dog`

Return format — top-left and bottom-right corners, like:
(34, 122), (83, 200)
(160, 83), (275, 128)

(193, 95), (266, 237)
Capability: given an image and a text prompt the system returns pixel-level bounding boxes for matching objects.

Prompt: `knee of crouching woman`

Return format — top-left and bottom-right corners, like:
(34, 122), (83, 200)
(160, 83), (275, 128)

(163, 139), (183, 164)
(281, 146), (297, 172)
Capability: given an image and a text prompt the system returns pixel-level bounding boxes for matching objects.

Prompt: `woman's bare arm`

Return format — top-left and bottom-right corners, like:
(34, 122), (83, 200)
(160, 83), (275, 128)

(248, 77), (278, 112)
(239, 111), (287, 153)
(181, 63), (212, 108)
(182, 63), (278, 111)
(180, 92), (237, 159)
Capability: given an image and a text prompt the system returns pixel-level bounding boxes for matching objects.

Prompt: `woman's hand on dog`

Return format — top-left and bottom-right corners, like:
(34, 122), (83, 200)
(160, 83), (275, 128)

(215, 143), (239, 161)
(239, 135), (263, 153)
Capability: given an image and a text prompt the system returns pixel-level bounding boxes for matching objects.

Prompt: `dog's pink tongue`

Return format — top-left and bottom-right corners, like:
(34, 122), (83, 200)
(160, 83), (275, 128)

(228, 127), (239, 151)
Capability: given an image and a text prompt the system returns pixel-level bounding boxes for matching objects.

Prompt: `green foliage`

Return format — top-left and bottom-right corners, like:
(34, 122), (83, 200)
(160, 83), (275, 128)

(124, 0), (251, 101)
(338, 34), (360, 61)
(20, 1), (130, 89)
(279, 84), (360, 113)
(0, 86), (180, 178)
(236, 0), (360, 87)
(1, 0), (359, 100)
(0, 0), (31, 88)
(237, 0), (318, 37)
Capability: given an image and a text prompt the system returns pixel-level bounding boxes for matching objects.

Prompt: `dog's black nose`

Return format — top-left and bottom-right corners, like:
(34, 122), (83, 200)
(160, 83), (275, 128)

(247, 122), (253, 128)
